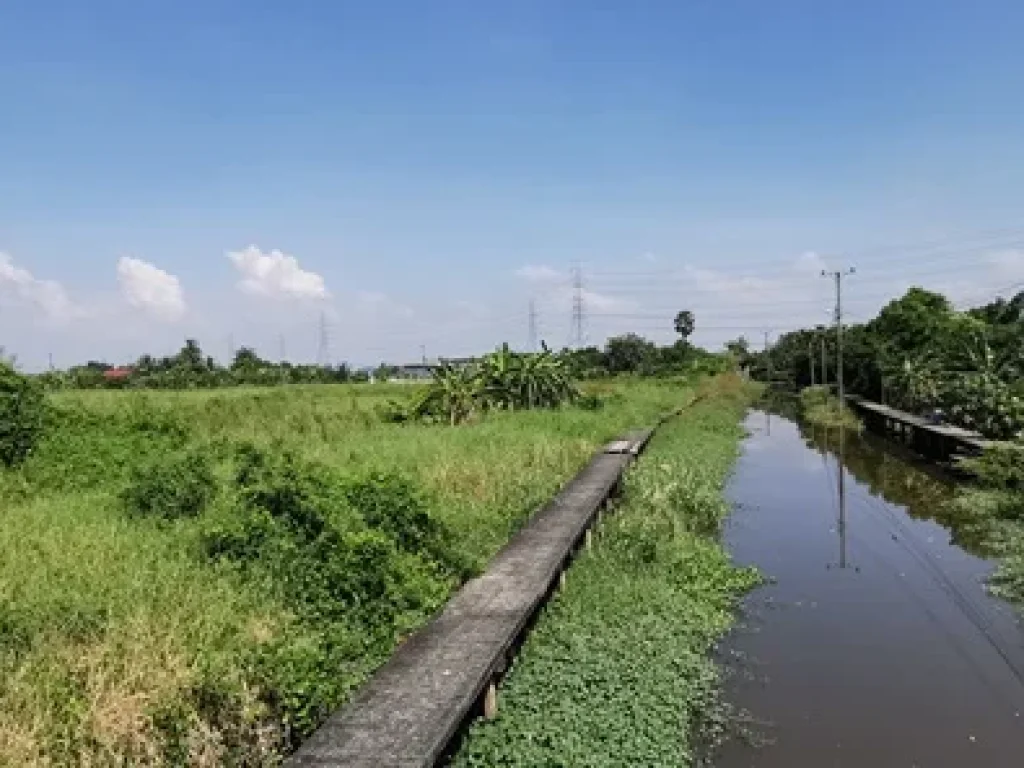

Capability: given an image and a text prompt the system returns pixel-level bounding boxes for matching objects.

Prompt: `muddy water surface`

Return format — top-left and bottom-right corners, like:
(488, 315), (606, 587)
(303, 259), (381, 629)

(716, 411), (1024, 767)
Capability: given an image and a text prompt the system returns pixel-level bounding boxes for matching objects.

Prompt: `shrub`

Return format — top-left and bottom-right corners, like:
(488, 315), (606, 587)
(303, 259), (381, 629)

(0, 361), (45, 467)
(942, 373), (1024, 439)
(968, 444), (1024, 491)
(799, 385), (830, 409)
(122, 448), (218, 520)
(339, 471), (470, 577)
(200, 447), (461, 742)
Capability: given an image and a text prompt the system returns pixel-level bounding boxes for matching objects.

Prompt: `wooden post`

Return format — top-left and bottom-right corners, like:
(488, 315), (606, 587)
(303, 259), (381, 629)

(559, 570), (567, 590)
(585, 529), (593, 550)
(483, 683), (498, 720)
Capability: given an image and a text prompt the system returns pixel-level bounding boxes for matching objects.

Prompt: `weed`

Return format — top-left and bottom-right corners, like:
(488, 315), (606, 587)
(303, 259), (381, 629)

(122, 449), (218, 521)
(0, 362), (45, 467)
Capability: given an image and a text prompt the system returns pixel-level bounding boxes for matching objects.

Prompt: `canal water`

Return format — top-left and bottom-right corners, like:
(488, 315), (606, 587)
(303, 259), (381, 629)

(716, 410), (1024, 767)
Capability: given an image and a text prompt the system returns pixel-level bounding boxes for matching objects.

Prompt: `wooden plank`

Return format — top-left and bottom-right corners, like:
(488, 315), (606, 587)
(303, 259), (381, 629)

(286, 445), (639, 768)
(847, 397), (998, 451)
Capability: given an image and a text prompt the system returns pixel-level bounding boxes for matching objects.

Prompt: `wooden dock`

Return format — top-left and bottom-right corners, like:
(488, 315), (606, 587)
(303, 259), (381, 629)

(286, 428), (655, 768)
(846, 396), (994, 459)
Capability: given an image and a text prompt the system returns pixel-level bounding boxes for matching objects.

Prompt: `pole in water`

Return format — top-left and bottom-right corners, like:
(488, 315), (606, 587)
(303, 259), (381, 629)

(838, 424), (847, 569)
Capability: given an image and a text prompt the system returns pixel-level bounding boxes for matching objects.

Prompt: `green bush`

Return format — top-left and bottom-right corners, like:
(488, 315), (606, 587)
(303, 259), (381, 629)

(968, 444), (1024, 490)
(339, 470), (470, 578)
(0, 361), (46, 467)
(942, 373), (1024, 439)
(199, 448), (461, 743)
(122, 448), (218, 520)
(799, 385), (830, 408)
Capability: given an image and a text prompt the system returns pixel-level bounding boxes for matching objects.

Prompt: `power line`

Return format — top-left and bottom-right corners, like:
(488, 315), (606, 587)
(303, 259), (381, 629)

(586, 227), (1024, 279)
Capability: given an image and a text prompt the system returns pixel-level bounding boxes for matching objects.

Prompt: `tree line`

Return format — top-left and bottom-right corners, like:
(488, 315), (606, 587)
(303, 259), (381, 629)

(37, 340), (355, 390)
(752, 287), (1024, 438)
(29, 310), (741, 391)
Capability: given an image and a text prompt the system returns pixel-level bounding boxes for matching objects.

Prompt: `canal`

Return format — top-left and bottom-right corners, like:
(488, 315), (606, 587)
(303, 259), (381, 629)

(716, 410), (1024, 767)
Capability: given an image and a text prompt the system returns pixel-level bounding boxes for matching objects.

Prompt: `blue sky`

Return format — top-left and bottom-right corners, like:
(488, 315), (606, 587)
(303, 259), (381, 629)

(4, 1), (1024, 369)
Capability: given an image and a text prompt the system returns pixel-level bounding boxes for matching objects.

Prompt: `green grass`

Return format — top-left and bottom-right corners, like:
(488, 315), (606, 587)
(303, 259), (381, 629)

(0, 378), (690, 765)
(799, 386), (863, 431)
(451, 376), (760, 767)
(946, 445), (1024, 608)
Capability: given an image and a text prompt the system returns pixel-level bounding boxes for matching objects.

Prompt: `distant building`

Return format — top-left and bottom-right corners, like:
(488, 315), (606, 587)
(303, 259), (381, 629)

(102, 367), (133, 382)
(391, 363), (434, 380)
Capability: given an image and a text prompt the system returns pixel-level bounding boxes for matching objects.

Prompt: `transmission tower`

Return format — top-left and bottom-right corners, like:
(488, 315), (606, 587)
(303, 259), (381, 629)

(571, 264), (585, 349)
(316, 312), (332, 367)
(528, 299), (538, 352)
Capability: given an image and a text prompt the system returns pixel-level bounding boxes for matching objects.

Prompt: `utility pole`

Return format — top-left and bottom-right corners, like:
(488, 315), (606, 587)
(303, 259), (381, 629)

(809, 341), (816, 387)
(316, 312), (331, 367)
(228, 333), (236, 363)
(822, 268), (855, 404)
(420, 344), (427, 365)
(48, 352), (54, 371)
(528, 299), (538, 352)
(764, 331), (773, 383)
(571, 263), (585, 349)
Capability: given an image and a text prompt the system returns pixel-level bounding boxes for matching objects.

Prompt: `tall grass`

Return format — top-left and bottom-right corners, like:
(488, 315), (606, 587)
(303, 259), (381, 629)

(799, 385), (862, 431)
(0, 378), (688, 765)
(452, 375), (760, 766)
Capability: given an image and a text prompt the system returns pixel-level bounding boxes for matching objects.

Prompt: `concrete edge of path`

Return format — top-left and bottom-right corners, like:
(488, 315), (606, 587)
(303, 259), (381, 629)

(285, 417), (673, 767)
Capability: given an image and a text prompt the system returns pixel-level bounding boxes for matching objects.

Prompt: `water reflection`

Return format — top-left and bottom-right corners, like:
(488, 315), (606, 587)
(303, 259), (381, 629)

(797, 417), (988, 556)
(718, 410), (1024, 768)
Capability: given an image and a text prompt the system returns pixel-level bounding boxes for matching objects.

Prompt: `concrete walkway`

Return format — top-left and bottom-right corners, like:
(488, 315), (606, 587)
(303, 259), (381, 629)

(286, 429), (654, 767)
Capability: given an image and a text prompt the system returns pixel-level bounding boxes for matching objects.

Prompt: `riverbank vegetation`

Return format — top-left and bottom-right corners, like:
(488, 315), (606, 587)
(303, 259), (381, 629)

(452, 375), (759, 767)
(799, 386), (862, 431)
(950, 444), (1024, 606)
(0, 364), (695, 765)
(755, 287), (1024, 439)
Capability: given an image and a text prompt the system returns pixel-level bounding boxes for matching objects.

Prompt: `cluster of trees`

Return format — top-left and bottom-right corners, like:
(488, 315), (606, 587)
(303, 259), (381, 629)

(755, 287), (1024, 438)
(39, 340), (355, 390)
(560, 311), (741, 378)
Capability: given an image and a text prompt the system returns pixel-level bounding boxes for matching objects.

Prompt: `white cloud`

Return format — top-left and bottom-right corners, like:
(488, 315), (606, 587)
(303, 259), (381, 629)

(227, 246), (329, 300)
(117, 257), (187, 321)
(0, 252), (77, 322)
(515, 264), (564, 283)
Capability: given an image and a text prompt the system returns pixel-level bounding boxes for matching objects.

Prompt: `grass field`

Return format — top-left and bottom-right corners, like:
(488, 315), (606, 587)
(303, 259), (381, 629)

(0, 378), (689, 766)
(452, 375), (760, 767)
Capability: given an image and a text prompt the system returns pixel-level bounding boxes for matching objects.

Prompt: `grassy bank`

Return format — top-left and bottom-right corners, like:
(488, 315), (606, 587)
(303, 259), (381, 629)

(0, 378), (689, 765)
(949, 445), (1024, 607)
(451, 375), (759, 767)
(799, 386), (862, 431)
